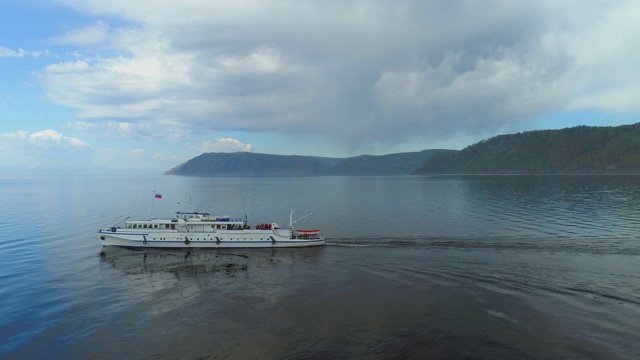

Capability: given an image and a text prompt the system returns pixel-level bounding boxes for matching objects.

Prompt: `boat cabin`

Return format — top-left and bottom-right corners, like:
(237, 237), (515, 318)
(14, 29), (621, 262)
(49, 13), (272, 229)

(124, 211), (252, 232)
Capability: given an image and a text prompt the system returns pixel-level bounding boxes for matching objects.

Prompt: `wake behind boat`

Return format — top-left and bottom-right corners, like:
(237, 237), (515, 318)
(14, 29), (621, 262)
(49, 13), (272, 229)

(98, 211), (325, 249)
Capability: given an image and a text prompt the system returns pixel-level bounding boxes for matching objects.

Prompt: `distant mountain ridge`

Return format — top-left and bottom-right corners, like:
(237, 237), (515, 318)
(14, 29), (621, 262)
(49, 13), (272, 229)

(165, 150), (450, 176)
(416, 123), (640, 174)
(166, 123), (640, 176)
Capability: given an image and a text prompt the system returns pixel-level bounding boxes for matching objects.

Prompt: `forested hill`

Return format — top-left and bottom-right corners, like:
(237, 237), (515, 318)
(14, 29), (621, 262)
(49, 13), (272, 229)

(416, 123), (640, 174)
(165, 149), (450, 176)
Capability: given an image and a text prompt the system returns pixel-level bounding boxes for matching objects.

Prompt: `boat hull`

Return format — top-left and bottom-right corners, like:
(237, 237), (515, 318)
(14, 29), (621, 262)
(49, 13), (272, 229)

(98, 229), (325, 249)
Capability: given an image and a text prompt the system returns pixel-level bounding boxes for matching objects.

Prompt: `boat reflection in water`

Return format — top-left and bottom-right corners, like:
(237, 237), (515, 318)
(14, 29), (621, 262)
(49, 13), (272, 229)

(98, 245), (325, 279)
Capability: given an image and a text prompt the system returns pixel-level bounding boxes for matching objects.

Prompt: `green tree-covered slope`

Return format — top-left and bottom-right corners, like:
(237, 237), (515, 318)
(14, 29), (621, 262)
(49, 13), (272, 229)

(416, 123), (640, 174)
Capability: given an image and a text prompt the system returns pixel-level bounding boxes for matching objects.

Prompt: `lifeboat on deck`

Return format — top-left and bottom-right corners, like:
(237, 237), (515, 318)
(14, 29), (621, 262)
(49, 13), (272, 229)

(294, 229), (321, 239)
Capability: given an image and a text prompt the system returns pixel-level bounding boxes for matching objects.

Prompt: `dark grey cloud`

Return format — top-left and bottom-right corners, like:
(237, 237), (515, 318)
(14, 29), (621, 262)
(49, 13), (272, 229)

(46, 0), (640, 152)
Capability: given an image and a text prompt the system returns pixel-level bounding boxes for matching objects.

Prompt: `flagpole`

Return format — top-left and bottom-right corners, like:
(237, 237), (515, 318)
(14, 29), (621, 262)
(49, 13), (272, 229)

(151, 187), (162, 217)
(151, 186), (156, 218)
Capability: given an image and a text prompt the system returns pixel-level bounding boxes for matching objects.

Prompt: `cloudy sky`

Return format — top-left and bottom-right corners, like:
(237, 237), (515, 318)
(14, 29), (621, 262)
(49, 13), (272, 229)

(1, 0), (640, 174)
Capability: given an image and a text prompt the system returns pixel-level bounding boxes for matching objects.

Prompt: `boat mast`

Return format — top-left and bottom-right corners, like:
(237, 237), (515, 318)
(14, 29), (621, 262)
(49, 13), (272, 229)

(291, 212), (314, 229)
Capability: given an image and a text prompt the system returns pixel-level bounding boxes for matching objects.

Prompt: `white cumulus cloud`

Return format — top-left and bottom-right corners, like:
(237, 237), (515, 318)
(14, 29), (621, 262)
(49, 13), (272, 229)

(0, 46), (50, 58)
(0, 129), (91, 169)
(197, 138), (252, 153)
(129, 148), (146, 155)
(53, 20), (111, 46)
(1, 129), (88, 149)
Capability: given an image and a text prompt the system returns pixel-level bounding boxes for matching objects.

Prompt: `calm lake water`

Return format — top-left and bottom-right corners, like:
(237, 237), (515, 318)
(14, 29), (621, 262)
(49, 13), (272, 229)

(1, 175), (639, 359)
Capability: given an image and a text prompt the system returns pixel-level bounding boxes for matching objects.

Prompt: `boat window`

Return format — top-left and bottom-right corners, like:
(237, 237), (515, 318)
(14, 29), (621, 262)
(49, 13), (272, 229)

(154, 224), (158, 228)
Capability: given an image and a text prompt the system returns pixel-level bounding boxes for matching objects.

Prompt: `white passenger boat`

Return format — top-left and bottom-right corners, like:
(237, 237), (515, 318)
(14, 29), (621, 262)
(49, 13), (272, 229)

(98, 211), (325, 248)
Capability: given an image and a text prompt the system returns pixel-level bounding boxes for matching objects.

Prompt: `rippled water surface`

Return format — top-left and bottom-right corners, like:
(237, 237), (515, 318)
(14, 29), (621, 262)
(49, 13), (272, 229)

(1, 175), (640, 359)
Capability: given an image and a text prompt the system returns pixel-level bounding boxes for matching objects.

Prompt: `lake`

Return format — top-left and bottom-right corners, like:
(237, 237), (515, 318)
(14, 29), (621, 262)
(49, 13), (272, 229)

(1, 175), (639, 359)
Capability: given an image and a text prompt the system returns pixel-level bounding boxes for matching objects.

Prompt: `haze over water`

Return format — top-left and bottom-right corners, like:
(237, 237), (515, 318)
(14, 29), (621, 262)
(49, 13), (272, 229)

(1, 175), (639, 359)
